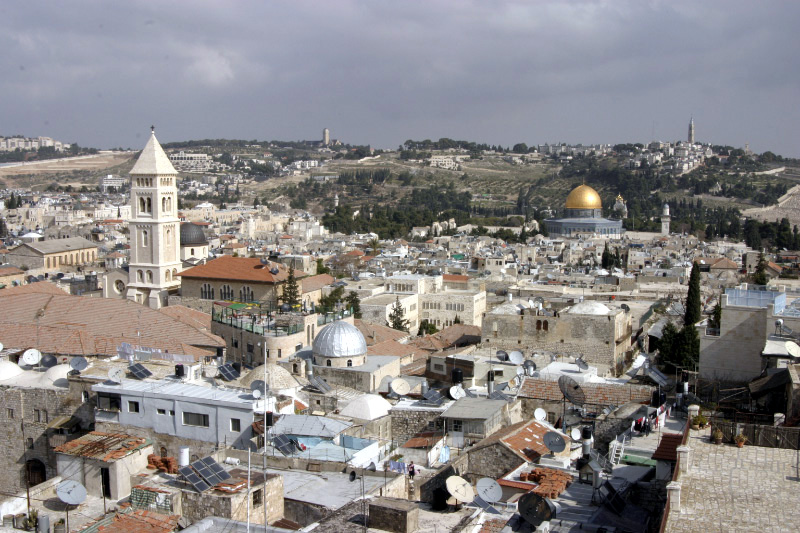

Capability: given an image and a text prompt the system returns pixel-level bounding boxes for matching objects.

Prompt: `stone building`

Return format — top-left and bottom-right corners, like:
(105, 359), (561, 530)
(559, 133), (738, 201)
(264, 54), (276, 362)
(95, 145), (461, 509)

(4, 236), (98, 272)
(544, 184), (624, 238)
(439, 397), (522, 447)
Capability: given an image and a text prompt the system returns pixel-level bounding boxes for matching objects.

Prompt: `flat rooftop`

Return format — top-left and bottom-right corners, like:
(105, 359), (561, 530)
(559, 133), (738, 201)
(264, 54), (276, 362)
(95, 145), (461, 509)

(92, 378), (256, 409)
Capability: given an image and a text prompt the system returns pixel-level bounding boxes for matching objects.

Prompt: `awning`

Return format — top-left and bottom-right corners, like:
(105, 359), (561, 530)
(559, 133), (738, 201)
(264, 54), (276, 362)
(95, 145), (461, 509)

(47, 415), (80, 430)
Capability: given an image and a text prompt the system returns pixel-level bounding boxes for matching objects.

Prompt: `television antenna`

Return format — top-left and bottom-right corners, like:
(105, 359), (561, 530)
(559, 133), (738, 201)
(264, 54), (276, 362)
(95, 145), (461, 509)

(445, 475), (474, 504)
(449, 385), (466, 400)
(476, 478), (502, 504)
(508, 350), (524, 365)
(558, 375), (586, 431)
(390, 377), (410, 396)
(107, 368), (124, 384)
(22, 348), (42, 366)
(518, 491), (559, 528)
(534, 408), (547, 422)
(69, 356), (89, 373)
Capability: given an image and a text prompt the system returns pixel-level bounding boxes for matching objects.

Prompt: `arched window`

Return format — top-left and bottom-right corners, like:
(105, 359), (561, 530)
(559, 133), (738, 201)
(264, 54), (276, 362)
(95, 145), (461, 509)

(142, 230), (149, 247)
(220, 285), (233, 300)
(146, 197), (152, 213)
(536, 320), (542, 331)
(201, 283), (214, 300)
(347, 359), (353, 367)
(147, 270), (153, 283)
(326, 360), (331, 367)
(543, 320), (549, 331)
(160, 446), (168, 458)
(162, 197), (167, 212)
(191, 248), (195, 256)
(172, 268), (178, 280)
(139, 197), (145, 213)
(165, 270), (171, 282)
(137, 270), (144, 282)
(240, 286), (253, 302)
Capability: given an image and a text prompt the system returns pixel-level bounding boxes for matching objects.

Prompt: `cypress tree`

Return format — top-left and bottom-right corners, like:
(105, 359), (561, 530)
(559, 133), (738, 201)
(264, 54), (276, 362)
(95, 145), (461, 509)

(752, 253), (768, 285)
(281, 267), (301, 308)
(388, 296), (409, 332)
(345, 291), (362, 319)
(684, 261), (701, 326)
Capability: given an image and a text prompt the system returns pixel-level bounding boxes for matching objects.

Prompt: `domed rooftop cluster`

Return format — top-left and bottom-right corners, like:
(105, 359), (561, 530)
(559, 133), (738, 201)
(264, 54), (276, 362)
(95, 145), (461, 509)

(312, 321), (367, 358)
(565, 184), (602, 210)
(180, 222), (208, 246)
(340, 394), (392, 420)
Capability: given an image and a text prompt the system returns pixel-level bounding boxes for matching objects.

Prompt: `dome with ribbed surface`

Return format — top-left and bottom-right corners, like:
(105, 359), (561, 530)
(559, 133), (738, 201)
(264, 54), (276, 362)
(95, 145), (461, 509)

(180, 222), (208, 245)
(313, 320), (367, 358)
(340, 394), (392, 420)
(565, 184), (602, 210)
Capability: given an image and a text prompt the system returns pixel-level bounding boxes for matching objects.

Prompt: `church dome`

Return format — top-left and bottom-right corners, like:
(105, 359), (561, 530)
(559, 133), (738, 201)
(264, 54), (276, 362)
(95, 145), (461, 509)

(312, 321), (367, 358)
(180, 222), (208, 245)
(565, 185), (602, 210)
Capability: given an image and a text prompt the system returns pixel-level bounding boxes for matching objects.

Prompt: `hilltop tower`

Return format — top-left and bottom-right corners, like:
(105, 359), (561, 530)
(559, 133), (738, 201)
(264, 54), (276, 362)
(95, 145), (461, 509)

(323, 128), (330, 147)
(688, 117), (695, 144)
(661, 202), (671, 236)
(126, 127), (182, 309)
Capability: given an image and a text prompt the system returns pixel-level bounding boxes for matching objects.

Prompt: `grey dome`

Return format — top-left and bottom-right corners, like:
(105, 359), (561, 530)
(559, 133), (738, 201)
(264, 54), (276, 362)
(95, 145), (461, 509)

(312, 321), (367, 358)
(180, 222), (208, 245)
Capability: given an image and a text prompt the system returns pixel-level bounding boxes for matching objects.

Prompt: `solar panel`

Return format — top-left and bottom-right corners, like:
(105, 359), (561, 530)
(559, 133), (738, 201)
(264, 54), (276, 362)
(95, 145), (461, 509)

(273, 434), (295, 456)
(463, 388), (478, 398)
(218, 363), (240, 381)
(420, 389), (446, 406)
(179, 466), (211, 492)
(309, 375), (332, 393)
(472, 496), (501, 514)
(128, 363), (153, 379)
(489, 390), (513, 402)
(178, 466), (194, 478)
(209, 462), (231, 482)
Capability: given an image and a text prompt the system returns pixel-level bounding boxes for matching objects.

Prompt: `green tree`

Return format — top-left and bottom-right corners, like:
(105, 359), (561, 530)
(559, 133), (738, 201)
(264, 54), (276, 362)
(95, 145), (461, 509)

(512, 143), (528, 154)
(280, 267), (301, 308)
(388, 296), (410, 332)
(601, 243), (612, 269)
(316, 258), (331, 275)
(417, 319), (438, 336)
(658, 322), (680, 371)
(453, 315), (461, 324)
(752, 253), (768, 285)
(319, 285), (344, 309)
(684, 262), (702, 326)
(345, 291), (362, 319)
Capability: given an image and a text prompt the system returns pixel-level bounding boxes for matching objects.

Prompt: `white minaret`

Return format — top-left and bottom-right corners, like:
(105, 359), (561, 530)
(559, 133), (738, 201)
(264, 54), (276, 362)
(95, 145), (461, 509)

(661, 202), (671, 236)
(126, 127), (182, 309)
(323, 128), (330, 146)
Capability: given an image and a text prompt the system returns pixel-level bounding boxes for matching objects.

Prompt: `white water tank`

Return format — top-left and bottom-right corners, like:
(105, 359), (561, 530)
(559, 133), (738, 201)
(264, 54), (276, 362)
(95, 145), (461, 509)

(179, 446), (190, 467)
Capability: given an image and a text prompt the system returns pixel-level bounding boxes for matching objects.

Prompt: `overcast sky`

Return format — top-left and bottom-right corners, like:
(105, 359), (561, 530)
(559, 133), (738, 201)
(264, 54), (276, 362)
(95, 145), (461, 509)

(1, 1), (798, 156)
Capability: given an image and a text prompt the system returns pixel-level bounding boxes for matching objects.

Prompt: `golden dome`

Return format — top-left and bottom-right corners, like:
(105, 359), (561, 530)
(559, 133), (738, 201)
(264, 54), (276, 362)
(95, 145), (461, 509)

(565, 184), (602, 210)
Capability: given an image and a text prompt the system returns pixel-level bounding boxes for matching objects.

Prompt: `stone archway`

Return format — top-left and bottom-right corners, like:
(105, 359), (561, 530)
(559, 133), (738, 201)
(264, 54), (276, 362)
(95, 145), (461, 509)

(26, 459), (46, 487)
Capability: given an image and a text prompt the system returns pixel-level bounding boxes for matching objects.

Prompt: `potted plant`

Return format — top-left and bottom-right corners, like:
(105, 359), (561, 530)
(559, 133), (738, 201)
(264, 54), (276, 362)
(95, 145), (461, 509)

(734, 433), (747, 448)
(691, 414), (707, 430)
(712, 428), (723, 445)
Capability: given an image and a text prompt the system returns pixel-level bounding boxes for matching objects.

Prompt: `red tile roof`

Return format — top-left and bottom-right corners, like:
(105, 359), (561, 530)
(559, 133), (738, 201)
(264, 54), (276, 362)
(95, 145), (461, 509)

(301, 273), (334, 293)
(497, 479), (535, 490)
(367, 339), (418, 358)
(96, 510), (180, 533)
(472, 419), (570, 463)
(354, 319), (409, 345)
(178, 255), (306, 284)
(443, 274), (469, 282)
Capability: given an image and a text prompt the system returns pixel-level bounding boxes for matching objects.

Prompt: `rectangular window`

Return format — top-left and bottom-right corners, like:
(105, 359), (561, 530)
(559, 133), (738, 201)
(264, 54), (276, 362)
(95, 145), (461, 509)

(170, 410), (175, 416)
(7, 408), (13, 419)
(247, 343), (254, 353)
(183, 412), (209, 427)
(230, 418), (241, 432)
(27, 438), (34, 449)
(157, 409), (166, 415)
(97, 393), (121, 411)
(233, 339), (239, 348)
(34, 409), (41, 422)
(43, 410), (48, 423)
(452, 419), (463, 432)
(253, 489), (263, 506)
(128, 401), (140, 413)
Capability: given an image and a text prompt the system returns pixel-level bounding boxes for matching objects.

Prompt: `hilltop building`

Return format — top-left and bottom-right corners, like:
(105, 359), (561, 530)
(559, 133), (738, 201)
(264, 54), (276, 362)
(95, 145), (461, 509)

(544, 184), (624, 238)
(688, 116), (695, 144)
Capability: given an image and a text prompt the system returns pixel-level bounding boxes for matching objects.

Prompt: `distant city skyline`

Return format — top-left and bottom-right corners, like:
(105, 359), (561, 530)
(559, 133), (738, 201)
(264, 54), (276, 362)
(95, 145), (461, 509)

(1, 1), (798, 157)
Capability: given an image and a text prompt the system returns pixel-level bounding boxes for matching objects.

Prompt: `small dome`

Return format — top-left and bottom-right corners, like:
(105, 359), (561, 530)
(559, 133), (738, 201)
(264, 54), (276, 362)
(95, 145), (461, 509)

(565, 185), (602, 210)
(312, 321), (367, 358)
(568, 301), (610, 315)
(239, 364), (300, 391)
(340, 394), (392, 420)
(180, 222), (208, 246)
(40, 364), (71, 388)
(0, 360), (24, 381)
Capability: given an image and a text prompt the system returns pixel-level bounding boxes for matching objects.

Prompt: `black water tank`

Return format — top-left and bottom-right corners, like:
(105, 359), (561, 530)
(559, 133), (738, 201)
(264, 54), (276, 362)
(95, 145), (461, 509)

(265, 412), (274, 427)
(582, 427), (593, 440)
(216, 347), (224, 358)
(232, 362), (242, 374)
(651, 390), (666, 407)
(175, 364), (185, 377)
(487, 370), (495, 382)
(451, 367), (463, 384)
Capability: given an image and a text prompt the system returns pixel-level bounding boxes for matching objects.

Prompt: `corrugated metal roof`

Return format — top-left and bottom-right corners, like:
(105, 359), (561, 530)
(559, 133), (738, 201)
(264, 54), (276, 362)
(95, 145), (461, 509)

(92, 379), (253, 408)
(440, 397), (506, 420)
(271, 414), (351, 438)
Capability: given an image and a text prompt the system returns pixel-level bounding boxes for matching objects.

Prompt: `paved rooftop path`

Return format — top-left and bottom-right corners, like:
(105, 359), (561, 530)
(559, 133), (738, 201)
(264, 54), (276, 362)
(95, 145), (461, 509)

(665, 427), (800, 533)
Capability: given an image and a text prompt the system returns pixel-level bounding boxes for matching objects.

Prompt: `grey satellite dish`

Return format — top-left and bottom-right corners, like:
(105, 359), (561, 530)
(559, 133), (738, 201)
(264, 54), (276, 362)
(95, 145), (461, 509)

(508, 351), (524, 365)
(251, 380), (266, 392)
(534, 408), (547, 422)
(523, 360), (537, 376)
(550, 353), (558, 363)
(571, 427), (582, 441)
(516, 366), (525, 377)
(107, 368), (124, 384)
(252, 389), (262, 399)
(558, 375), (586, 406)
(41, 354), (58, 368)
(69, 356), (88, 372)
(575, 356), (589, 371)
(495, 350), (509, 362)
(260, 257), (269, 265)
(445, 475), (474, 503)
(518, 491), (559, 527)
(476, 478), (503, 504)
(543, 431), (566, 454)
(56, 480), (87, 506)
(390, 378), (410, 396)
(449, 385), (466, 400)
(22, 348), (42, 366)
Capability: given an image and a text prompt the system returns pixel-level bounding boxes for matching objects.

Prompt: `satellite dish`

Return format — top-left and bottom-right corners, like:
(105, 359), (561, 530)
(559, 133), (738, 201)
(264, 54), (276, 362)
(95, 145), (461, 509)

(543, 431), (566, 454)
(56, 480), (87, 506)
(495, 350), (509, 362)
(534, 408), (547, 422)
(571, 427), (582, 441)
(349, 471), (357, 482)
(251, 380), (266, 392)
(252, 389), (262, 399)
(476, 478), (503, 503)
(69, 356), (89, 372)
(550, 353), (558, 363)
(786, 341), (800, 359)
(516, 366), (525, 377)
(107, 368), (124, 384)
(445, 476), (474, 503)
(390, 378), (410, 396)
(449, 385), (466, 400)
(508, 351), (524, 365)
(575, 356), (589, 371)
(523, 360), (537, 376)
(518, 491), (559, 527)
(206, 365), (219, 378)
(558, 375), (586, 406)
(41, 354), (58, 368)
(0, 342), (4, 352)
(22, 348), (42, 366)
(260, 257), (269, 265)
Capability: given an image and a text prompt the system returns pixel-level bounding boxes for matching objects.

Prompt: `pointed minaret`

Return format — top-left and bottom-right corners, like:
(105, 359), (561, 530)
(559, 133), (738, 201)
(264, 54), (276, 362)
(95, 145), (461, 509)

(688, 117), (695, 144)
(126, 127), (181, 308)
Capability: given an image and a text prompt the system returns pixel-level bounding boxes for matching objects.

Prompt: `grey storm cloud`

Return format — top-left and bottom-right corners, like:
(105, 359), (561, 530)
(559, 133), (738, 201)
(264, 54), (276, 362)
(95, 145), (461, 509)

(1, 0), (798, 156)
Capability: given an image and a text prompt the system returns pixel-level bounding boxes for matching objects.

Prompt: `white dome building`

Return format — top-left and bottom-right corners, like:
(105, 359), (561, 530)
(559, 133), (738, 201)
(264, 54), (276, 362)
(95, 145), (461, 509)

(0, 360), (24, 382)
(238, 364), (302, 393)
(39, 364), (71, 388)
(567, 301), (611, 316)
(339, 394), (392, 421)
(312, 321), (368, 368)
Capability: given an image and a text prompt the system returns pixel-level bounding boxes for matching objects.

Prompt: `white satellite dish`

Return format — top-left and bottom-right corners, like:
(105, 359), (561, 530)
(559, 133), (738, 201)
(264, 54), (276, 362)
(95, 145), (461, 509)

(571, 427), (582, 441)
(785, 341), (800, 359)
(534, 408), (547, 422)
(206, 365), (219, 378)
(508, 351), (524, 365)
(449, 385), (466, 400)
(476, 478), (503, 503)
(107, 368), (124, 384)
(390, 378), (410, 396)
(516, 366), (525, 377)
(69, 356), (88, 372)
(252, 389), (262, 399)
(56, 480), (87, 506)
(22, 348), (42, 366)
(0, 342), (4, 352)
(445, 475), (474, 503)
